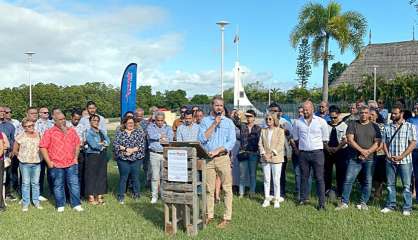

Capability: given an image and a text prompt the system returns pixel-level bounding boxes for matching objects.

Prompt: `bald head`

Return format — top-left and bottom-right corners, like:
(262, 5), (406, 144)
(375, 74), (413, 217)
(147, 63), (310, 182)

(302, 101), (314, 119)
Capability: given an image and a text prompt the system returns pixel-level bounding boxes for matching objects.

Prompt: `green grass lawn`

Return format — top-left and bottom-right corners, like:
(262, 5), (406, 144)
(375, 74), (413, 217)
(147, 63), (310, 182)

(1, 159), (417, 240)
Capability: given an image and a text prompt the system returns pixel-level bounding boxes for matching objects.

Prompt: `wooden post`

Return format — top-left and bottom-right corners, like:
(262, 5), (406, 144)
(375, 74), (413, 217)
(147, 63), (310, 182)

(172, 204), (177, 234)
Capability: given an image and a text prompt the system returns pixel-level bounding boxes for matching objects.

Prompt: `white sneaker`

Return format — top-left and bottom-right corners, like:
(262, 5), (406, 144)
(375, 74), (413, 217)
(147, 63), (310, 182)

(150, 197), (158, 204)
(277, 197), (285, 203)
(262, 200), (270, 208)
(356, 203), (369, 211)
(403, 210), (411, 216)
(57, 207), (65, 212)
(34, 204), (43, 210)
(273, 201), (280, 208)
(73, 205), (84, 212)
(39, 196), (48, 201)
(335, 203), (349, 210)
(22, 206), (29, 212)
(381, 207), (393, 213)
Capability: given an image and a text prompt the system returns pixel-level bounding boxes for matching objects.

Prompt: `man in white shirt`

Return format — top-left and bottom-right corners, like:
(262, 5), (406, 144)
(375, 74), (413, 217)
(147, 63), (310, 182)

(293, 101), (329, 210)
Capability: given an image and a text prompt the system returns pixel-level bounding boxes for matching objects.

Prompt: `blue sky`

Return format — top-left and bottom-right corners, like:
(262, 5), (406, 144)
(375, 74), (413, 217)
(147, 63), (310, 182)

(1, 0), (417, 96)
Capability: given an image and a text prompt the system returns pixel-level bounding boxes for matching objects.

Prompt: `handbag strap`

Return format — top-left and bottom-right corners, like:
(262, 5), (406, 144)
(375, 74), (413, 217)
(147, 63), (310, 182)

(388, 123), (403, 147)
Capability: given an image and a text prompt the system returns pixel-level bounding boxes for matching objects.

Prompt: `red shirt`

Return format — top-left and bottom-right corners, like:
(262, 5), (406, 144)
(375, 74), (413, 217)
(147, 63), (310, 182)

(39, 126), (80, 168)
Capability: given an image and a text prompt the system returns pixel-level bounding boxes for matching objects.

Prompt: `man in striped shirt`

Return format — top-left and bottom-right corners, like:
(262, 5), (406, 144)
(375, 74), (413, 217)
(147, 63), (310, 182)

(381, 104), (417, 216)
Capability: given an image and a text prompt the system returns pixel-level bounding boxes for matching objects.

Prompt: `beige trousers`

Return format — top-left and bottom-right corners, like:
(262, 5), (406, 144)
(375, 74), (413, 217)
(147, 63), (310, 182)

(206, 155), (233, 220)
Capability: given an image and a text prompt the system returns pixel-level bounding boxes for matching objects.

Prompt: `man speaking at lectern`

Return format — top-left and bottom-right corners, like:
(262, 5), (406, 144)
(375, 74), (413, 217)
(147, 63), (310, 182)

(199, 96), (236, 229)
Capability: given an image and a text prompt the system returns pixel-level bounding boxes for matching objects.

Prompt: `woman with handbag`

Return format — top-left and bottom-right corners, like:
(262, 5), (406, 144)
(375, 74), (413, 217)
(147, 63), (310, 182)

(258, 113), (285, 208)
(85, 114), (110, 205)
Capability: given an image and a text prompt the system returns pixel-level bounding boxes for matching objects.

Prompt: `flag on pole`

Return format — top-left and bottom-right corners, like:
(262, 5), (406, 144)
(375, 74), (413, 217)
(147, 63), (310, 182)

(120, 63), (137, 118)
(233, 34), (239, 44)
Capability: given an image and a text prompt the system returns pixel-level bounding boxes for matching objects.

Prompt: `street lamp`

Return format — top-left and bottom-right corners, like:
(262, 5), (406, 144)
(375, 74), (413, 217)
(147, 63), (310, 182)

(24, 52), (36, 107)
(373, 65), (378, 101)
(216, 20), (229, 98)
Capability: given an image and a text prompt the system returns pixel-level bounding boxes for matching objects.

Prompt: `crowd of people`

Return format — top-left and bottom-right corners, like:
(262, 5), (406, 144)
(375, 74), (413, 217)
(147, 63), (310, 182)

(0, 97), (417, 229)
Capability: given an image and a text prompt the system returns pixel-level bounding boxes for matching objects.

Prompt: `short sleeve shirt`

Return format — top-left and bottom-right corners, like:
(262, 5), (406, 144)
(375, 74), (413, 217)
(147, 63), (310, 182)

(346, 121), (381, 160)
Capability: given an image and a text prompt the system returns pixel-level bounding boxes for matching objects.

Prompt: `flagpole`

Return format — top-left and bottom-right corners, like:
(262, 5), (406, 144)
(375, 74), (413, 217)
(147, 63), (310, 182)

(236, 25), (239, 62)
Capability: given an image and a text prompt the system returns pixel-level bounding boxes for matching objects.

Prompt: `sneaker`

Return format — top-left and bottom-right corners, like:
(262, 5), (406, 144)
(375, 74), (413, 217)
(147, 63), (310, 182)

(261, 200), (270, 208)
(356, 203), (369, 211)
(22, 206), (29, 212)
(34, 204), (44, 210)
(273, 201), (280, 208)
(57, 207), (65, 212)
(403, 210), (411, 216)
(277, 197), (285, 203)
(73, 205), (84, 212)
(381, 207), (393, 213)
(39, 196), (48, 202)
(335, 203), (349, 210)
(150, 197), (158, 204)
(6, 194), (17, 201)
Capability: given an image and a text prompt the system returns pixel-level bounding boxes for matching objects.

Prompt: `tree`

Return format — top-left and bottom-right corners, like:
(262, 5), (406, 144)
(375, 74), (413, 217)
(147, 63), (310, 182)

(164, 89), (189, 110)
(190, 94), (210, 105)
(290, 1), (367, 102)
(295, 38), (312, 88)
(328, 62), (348, 85)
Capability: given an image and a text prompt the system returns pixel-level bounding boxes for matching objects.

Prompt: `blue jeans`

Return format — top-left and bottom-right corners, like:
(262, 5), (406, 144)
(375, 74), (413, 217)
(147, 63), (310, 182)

(385, 161), (413, 211)
(239, 152), (258, 195)
(49, 164), (81, 208)
(117, 159), (142, 200)
(412, 149), (418, 202)
(341, 158), (373, 204)
(19, 163), (41, 207)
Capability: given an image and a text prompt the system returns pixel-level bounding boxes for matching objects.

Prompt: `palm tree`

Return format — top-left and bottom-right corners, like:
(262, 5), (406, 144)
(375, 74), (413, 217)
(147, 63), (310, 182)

(290, 1), (367, 102)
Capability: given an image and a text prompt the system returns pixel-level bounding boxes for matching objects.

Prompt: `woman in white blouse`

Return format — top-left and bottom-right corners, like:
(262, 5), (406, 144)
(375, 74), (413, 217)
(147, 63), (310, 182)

(258, 113), (285, 208)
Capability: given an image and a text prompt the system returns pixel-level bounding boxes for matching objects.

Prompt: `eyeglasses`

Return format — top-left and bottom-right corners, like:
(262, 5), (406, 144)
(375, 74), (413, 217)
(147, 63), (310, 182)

(24, 124), (34, 128)
(265, 118), (273, 121)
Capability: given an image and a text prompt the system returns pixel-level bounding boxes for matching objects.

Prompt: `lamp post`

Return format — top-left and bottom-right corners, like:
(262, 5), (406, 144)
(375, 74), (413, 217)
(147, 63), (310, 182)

(373, 65), (378, 101)
(24, 52), (36, 107)
(216, 20), (229, 98)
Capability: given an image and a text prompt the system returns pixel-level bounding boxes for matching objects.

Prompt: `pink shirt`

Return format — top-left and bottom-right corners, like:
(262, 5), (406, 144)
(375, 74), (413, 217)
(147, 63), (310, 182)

(39, 126), (80, 168)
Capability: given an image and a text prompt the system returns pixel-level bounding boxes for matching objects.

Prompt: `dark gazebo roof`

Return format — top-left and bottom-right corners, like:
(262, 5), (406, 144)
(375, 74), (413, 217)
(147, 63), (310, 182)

(331, 40), (418, 87)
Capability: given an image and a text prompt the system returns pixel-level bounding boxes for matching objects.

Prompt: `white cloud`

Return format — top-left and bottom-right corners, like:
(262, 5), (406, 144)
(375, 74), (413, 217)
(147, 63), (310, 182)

(0, 1), (292, 97)
(0, 1), (182, 88)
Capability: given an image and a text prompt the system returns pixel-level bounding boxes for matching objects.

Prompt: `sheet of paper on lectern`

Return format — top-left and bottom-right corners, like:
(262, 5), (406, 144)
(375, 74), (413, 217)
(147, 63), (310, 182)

(167, 149), (188, 182)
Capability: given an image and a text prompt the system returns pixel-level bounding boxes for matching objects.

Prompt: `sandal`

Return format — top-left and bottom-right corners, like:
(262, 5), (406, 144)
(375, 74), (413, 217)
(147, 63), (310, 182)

(97, 195), (105, 205)
(88, 195), (98, 205)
